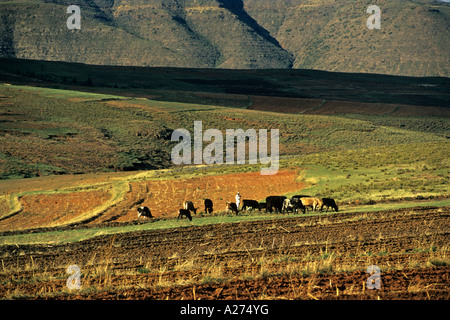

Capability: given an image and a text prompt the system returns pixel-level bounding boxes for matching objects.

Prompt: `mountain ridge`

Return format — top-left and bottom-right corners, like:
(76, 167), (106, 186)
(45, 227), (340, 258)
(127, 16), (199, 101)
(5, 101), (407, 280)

(0, 0), (449, 76)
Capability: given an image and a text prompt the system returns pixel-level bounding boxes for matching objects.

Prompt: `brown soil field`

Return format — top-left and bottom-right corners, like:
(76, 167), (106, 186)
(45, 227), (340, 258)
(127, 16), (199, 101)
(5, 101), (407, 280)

(0, 190), (112, 232)
(108, 170), (304, 223)
(0, 206), (448, 300)
(0, 170), (304, 230)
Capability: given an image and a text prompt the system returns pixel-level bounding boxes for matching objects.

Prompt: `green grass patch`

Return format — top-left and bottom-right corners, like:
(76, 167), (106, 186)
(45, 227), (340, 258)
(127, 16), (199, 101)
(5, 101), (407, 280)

(283, 141), (449, 203)
(0, 198), (448, 246)
(1, 84), (127, 101)
(338, 198), (450, 213)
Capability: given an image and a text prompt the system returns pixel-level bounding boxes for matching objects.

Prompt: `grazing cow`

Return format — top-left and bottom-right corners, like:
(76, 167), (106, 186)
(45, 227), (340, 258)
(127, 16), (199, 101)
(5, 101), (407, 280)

(292, 200), (306, 214)
(241, 199), (261, 211)
(321, 198), (339, 212)
(204, 199), (213, 214)
(178, 208), (192, 221)
(183, 200), (197, 215)
(300, 197), (324, 211)
(265, 196), (287, 213)
(259, 202), (267, 211)
(225, 202), (239, 215)
(290, 196), (307, 214)
(282, 199), (295, 213)
(137, 206), (153, 218)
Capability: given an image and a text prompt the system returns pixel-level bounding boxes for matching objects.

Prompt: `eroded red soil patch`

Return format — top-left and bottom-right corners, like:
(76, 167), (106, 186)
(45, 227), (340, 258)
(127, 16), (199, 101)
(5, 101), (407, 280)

(96, 170), (304, 223)
(0, 170), (304, 229)
(0, 190), (111, 231)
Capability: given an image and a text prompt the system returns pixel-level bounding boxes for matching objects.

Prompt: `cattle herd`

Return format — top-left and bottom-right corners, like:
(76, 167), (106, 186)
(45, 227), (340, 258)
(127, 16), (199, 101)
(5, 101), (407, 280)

(137, 195), (339, 221)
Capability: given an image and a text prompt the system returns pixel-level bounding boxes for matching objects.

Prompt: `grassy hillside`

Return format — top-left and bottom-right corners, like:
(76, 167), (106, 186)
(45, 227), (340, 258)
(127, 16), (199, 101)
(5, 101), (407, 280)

(0, 83), (448, 179)
(284, 141), (450, 205)
(0, 58), (448, 179)
(0, 138), (448, 241)
(0, 0), (449, 76)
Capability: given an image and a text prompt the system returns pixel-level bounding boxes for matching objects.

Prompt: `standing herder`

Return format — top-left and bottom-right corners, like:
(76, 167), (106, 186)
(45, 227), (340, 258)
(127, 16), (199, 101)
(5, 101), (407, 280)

(235, 192), (241, 210)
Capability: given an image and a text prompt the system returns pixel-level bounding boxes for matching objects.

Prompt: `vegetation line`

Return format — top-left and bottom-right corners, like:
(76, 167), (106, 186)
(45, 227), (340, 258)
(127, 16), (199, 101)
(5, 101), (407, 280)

(0, 195), (22, 221)
(60, 181), (131, 227)
(0, 200), (448, 247)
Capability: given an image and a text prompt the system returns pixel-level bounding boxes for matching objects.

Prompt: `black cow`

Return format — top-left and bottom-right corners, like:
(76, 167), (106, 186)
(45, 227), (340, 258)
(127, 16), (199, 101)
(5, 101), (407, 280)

(225, 202), (239, 215)
(265, 196), (286, 213)
(259, 202), (267, 211)
(204, 199), (213, 214)
(183, 200), (197, 215)
(241, 199), (261, 211)
(321, 198), (339, 212)
(292, 200), (306, 214)
(291, 195), (311, 212)
(291, 195), (311, 202)
(178, 208), (193, 221)
(137, 206), (153, 218)
(291, 196), (306, 213)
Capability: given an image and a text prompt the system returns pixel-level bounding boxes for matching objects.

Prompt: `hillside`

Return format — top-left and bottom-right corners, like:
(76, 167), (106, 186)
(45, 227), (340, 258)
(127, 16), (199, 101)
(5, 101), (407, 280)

(0, 57), (448, 179)
(0, 82), (448, 179)
(1, 58), (449, 108)
(244, 0), (450, 76)
(0, 0), (449, 76)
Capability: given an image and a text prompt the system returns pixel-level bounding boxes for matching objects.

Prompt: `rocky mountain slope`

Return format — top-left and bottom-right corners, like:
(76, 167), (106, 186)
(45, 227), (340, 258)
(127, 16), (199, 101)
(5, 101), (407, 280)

(0, 0), (449, 76)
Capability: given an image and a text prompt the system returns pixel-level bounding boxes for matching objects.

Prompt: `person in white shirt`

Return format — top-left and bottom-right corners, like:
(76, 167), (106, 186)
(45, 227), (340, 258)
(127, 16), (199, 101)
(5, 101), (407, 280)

(235, 192), (241, 209)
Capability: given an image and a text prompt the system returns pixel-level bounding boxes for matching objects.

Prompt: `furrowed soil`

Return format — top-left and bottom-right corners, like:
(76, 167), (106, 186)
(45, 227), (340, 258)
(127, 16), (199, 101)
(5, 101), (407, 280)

(0, 170), (304, 231)
(0, 206), (448, 300)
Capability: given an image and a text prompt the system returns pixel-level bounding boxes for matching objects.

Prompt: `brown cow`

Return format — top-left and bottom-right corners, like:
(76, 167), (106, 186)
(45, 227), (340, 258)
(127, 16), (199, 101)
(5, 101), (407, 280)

(300, 197), (324, 211)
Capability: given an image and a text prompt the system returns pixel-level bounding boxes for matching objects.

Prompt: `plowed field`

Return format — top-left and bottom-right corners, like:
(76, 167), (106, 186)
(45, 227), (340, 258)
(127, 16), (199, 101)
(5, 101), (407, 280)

(0, 170), (304, 231)
(1, 206), (448, 300)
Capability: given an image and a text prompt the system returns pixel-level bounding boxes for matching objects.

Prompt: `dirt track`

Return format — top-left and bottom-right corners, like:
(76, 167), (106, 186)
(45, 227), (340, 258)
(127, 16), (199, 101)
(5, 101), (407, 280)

(0, 206), (448, 300)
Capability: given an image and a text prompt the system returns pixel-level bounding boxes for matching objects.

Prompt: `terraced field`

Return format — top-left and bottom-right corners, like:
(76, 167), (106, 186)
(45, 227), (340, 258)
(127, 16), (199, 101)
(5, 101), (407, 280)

(0, 169), (304, 231)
